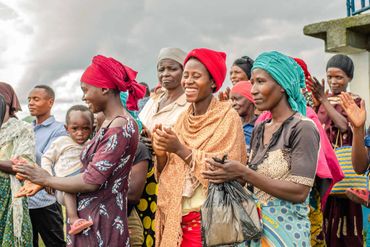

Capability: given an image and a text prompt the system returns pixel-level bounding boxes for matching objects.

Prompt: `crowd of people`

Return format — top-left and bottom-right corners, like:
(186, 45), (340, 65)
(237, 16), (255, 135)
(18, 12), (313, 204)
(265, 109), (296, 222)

(0, 47), (369, 247)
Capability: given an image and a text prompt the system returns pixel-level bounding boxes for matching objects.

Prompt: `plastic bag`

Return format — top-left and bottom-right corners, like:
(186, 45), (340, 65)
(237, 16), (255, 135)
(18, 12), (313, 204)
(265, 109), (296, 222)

(201, 157), (262, 246)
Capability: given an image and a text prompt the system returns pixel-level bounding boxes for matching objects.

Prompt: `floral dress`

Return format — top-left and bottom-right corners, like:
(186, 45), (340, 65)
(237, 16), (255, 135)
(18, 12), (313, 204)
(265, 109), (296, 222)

(67, 117), (138, 247)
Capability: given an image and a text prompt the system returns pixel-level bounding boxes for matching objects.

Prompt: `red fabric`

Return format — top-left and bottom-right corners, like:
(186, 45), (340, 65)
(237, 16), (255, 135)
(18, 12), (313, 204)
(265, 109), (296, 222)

(81, 55), (146, 111)
(184, 48), (226, 92)
(256, 107), (344, 210)
(293, 58), (312, 91)
(181, 212), (202, 247)
(231, 80), (255, 104)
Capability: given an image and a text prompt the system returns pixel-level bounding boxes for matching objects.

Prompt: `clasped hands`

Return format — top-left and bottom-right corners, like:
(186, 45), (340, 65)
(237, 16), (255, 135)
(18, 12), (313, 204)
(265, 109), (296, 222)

(11, 157), (53, 198)
(150, 124), (250, 184)
(202, 157), (249, 184)
(151, 124), (183, 156)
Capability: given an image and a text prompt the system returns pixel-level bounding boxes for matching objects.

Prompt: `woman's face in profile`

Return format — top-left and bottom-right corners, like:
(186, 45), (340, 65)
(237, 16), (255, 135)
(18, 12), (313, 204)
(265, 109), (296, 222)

(81, 82), (106, 113)
(250, 68), (284, 112)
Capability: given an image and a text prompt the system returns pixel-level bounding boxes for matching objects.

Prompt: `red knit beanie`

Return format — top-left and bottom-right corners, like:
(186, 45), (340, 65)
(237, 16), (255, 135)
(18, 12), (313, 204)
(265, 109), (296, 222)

(184, 48), (227, 92)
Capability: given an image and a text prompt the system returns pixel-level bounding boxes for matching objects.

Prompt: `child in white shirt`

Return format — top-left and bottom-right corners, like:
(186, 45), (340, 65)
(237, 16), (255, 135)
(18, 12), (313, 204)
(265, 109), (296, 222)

(16, 105), (94, 235)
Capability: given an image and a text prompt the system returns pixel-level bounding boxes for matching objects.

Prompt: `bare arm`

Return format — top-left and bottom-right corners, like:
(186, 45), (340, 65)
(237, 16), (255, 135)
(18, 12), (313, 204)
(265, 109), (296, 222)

(44, 174), (99, 193)
(202, 160), (310, 203)
(14, 163), (99, 193)
(128, 161), (148, 205)
(339, 93), (369, 174)
(241, 166), (311, 203)
(0, 161), (15, 175)
(155, 155), (168, 174)
(203, 120), (318, 204)
(351, 127), (369, 174)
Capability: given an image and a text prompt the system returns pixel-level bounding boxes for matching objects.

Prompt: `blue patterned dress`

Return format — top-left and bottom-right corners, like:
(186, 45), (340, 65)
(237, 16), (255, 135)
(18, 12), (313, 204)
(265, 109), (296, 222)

(248, 114), (320, 247)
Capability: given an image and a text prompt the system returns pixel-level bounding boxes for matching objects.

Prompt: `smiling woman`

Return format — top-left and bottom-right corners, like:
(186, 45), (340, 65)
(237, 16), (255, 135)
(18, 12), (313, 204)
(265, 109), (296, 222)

(312, 54), (364, 246)
(152, 48), (247, 247)
(230, 56), (254, 86)
(203, 51), (320, 247)
(14, 55), (146, 247)
(230, 81), (256, 150)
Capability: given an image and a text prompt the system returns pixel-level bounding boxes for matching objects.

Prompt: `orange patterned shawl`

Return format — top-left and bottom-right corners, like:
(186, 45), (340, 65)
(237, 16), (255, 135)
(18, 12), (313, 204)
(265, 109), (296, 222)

(155, 97), (247, 246)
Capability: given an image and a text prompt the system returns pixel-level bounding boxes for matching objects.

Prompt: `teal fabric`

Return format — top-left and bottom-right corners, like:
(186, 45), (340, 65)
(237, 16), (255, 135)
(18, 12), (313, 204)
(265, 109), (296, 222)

(252, 51), (307, 116)
(250, 198), (311, 247)
(120, 92), (143, 132)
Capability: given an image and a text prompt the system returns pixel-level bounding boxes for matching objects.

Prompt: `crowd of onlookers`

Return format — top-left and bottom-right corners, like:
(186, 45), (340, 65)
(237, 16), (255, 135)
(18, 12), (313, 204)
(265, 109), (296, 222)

(0, 47), (370, 247)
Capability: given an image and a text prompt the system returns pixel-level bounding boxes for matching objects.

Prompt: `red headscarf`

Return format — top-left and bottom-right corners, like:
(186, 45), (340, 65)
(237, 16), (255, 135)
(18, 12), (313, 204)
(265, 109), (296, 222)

(293, 58), (311, 91)
(81, 55), (146, 111)
(0, 82), (22, 117)
(231, 81), (255, 104)
(184, 48), (227, 92)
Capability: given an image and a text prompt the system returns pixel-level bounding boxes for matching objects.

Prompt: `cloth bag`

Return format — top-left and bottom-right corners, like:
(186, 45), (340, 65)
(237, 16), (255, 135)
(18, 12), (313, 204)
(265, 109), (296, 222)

(330, 133), (367, 195)
(201, 179), (262, 246)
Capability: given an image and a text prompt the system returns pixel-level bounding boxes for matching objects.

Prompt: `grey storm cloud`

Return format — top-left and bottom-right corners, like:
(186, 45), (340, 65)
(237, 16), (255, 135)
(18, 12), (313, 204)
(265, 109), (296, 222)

(1, 0), (345, 119)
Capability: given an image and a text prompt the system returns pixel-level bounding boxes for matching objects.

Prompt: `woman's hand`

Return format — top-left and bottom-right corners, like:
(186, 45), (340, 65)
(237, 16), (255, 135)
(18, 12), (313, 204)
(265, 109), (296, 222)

(15, 180), (44, 198)
(13, 163), (52, 186)
(152, 124), (183, 154)
(202, 158), (247, 184)
(218, 87), (230, 101)
(11, 158), (27, 180)
(45, 187), (55, 195)
(339, 92), (366, 129)
(152, 124), (167, 157)
(306, 77), (327, 103)
(140, 126), (154, 154)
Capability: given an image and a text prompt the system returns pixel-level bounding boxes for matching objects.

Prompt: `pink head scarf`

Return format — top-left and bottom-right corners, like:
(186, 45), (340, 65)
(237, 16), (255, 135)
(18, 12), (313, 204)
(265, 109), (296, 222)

(230, 81), (255, 104)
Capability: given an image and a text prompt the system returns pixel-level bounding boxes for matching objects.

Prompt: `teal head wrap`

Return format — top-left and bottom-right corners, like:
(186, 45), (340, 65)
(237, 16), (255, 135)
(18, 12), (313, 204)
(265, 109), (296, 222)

(120, 92), (143, 132)
(252, 51), (307, 116)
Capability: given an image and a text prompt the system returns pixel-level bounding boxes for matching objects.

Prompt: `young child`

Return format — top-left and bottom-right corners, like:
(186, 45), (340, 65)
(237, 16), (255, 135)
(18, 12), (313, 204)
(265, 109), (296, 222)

(16, 105), (94, 235)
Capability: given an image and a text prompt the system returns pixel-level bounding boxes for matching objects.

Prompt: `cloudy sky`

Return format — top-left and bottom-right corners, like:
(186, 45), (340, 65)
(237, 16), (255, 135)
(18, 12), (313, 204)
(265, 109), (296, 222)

(0, 0), (346, 120)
